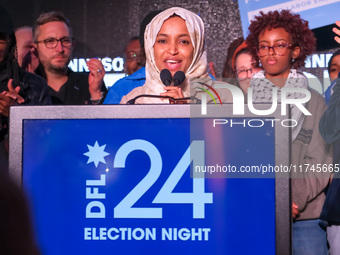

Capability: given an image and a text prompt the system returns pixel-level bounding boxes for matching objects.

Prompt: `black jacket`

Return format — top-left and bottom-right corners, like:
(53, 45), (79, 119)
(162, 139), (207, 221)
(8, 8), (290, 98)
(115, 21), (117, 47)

(0, 68), (51, 105)
(35, 66), (107, 105)
(319, 73), (340, 225)
(0, 68), (51, 141)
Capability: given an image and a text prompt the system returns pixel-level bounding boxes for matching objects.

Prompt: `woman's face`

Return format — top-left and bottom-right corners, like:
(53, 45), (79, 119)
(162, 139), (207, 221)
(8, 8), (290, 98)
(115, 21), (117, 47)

(154, 16), (194, 76)
(258, 28), (300, 80)
(235, 53), (262, 94)
(329, 55), (340, 82)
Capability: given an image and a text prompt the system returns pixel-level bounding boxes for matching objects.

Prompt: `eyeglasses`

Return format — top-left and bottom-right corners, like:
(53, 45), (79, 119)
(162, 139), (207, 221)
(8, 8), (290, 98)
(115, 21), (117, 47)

(235, 68), (254, 80)
(125, 51), (143, 62)
(257, 43), (293, 57)
(35, 37), (74, 49)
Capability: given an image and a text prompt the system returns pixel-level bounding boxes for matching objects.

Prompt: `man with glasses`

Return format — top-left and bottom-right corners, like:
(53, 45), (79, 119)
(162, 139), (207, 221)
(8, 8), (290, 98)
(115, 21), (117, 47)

(33, 11), (107, 105)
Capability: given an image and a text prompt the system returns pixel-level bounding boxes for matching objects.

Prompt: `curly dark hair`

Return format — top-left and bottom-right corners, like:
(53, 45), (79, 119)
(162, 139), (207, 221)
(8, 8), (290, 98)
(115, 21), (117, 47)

(245, 9), (316, 69)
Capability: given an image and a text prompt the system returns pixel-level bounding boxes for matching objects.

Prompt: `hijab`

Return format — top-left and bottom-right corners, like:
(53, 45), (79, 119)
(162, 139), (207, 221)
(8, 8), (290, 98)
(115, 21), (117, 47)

(122, 7), (210, 104)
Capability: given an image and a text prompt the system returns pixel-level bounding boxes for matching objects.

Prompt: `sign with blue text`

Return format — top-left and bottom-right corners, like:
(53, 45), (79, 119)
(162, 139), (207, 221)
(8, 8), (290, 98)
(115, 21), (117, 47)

(23, 118), (276, 255)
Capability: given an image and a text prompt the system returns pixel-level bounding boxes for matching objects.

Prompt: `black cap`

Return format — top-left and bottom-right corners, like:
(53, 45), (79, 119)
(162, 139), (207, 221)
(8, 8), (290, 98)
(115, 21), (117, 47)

(0, 4), (13, 34)
(139, 10), (163, 48)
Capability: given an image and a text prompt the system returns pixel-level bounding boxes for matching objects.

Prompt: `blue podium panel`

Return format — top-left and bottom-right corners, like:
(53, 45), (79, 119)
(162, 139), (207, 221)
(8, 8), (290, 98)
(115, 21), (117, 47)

(22, 117), (276, 255)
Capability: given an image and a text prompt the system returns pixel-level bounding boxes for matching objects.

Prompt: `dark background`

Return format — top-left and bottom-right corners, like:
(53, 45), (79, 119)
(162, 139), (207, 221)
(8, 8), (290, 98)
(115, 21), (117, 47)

(1, 0), (339, 80)
(0, 0), (244, 77)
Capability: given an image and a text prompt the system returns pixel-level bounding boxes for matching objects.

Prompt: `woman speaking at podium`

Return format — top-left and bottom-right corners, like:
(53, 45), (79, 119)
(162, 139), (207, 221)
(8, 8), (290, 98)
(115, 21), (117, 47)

(120, 7), (232, 104)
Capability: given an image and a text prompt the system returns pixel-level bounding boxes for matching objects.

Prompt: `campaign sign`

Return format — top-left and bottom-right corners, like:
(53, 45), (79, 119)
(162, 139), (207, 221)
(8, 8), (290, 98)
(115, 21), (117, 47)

(22, 117), (276, 255)
(238, 0), (340, 38)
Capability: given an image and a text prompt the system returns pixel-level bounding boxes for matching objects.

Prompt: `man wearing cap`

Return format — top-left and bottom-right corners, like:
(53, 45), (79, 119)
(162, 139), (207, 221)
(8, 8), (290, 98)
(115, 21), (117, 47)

(33, 11), (107, 105)
(0, 4), (51, 171)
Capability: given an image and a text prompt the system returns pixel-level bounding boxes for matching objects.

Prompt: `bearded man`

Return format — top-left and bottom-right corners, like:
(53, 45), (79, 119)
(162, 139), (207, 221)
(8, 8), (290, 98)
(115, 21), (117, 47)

(33, 11), (107, 105)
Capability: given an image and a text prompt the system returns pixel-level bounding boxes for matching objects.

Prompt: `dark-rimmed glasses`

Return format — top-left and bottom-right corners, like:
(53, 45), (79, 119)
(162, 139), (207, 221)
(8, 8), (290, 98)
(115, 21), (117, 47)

(35, 37), (74, 49)
(257, 43), (292, 57)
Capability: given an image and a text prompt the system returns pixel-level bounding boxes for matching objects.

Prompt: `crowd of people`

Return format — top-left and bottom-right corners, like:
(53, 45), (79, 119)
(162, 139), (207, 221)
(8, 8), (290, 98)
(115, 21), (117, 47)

(1, 3), (340, 255)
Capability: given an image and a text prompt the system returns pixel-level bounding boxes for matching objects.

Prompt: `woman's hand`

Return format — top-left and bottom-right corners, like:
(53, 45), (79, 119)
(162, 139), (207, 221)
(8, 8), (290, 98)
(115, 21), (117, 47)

(0, 79), (24, 117)
(292, 201), (300, 219)
(333, 21), (340, 44)
(160, 86), (188, 104)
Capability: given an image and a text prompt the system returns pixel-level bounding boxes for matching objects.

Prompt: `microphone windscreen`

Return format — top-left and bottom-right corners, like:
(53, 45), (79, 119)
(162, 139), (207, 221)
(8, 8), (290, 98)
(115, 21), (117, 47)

(173, 71), (185, 86)
(160, 69), (172, 86)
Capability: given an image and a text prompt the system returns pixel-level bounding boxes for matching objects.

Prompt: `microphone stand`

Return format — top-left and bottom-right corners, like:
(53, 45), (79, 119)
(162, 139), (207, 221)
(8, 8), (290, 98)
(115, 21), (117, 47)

(126, 94), (191, 104)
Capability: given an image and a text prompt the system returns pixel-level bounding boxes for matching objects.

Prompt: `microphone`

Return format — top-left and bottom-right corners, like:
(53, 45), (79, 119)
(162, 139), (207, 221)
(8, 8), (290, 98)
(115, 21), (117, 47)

(173, 71), (185, 86)
(160, 69), (172, 86)
(126, 70), (187, 104)
(126, 94), (191, 104)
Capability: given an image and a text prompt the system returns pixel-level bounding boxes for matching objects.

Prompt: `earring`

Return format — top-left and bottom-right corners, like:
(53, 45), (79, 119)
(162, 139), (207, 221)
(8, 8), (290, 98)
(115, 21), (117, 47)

(292, 58), (295, 63)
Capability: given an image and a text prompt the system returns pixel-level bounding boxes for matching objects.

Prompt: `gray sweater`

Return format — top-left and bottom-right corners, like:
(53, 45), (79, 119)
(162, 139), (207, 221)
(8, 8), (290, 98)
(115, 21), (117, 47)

(292, 89), (333, 220)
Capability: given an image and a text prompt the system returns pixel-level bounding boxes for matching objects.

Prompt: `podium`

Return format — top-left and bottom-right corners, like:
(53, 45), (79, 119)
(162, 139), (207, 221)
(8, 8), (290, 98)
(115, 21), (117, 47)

(9, 104), (291, 255)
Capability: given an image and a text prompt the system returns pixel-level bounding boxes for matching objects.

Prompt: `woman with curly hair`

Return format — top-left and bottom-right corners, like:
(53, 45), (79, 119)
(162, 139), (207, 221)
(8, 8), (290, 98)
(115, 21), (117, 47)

(246, 10), (332, 255)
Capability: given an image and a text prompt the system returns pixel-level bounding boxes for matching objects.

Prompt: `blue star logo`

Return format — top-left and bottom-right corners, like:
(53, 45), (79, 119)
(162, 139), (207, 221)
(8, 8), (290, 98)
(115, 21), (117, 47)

(83, 141), (110, 167)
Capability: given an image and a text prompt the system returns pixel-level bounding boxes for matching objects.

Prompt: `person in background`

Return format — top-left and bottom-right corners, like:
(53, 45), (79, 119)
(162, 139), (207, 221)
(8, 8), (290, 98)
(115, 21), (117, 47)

(124, 36), (145, 75)
(221, 37), (243, 80)
(15, 27), (39, 73)
(324, 49), (340, 104)
(323, 50), (340, 171)
(246, 9), (332, 255)
(319, 20), (340, 255)
(104, 10), (162, 104)
(0, 172), (40, 254)
(328, 50), (340, 82)
(33, 11), (107, 105)
(0, 4), (50, 172)
(232, 41), (262, 95)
